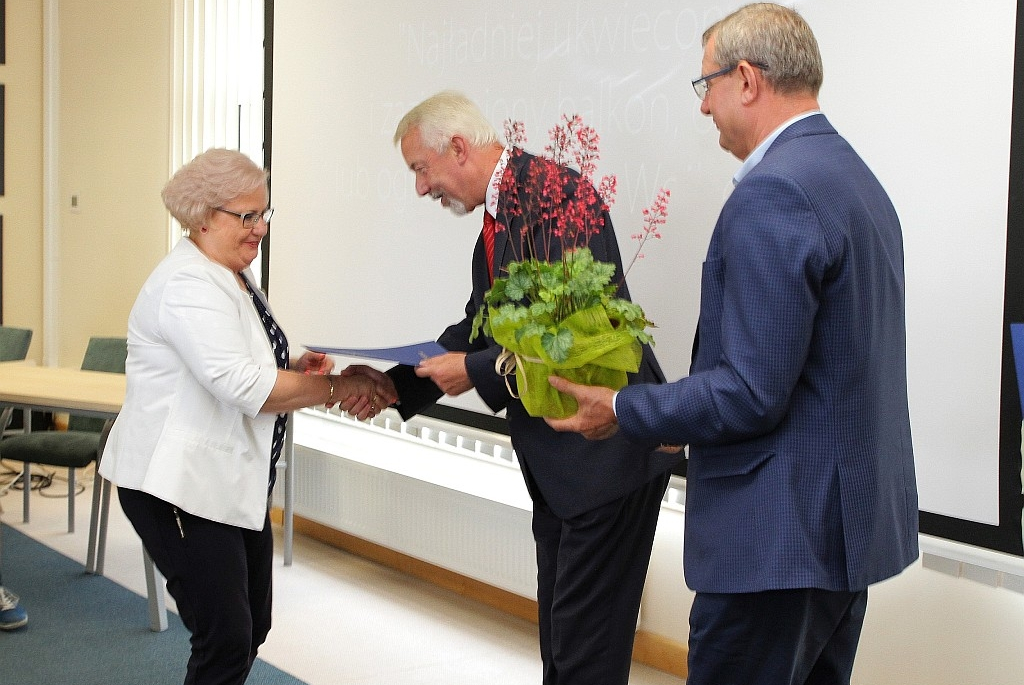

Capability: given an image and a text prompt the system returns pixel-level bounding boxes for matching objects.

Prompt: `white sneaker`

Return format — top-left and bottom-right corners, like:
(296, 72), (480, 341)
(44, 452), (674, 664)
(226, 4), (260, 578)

(0, 585), (28, 630)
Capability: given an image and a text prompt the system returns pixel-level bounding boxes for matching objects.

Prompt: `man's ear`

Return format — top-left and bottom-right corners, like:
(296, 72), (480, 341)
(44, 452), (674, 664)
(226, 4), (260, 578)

(450, 135), (469, 163)
(737, 61), (761, 105)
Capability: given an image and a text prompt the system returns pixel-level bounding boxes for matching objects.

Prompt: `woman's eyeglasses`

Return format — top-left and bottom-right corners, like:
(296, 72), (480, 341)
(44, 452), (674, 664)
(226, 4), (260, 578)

(215, 207), (275, 230)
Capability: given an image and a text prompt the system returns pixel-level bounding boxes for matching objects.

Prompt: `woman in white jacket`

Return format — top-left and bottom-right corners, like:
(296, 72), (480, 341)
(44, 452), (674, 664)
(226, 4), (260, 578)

(100, 148), (396, 685)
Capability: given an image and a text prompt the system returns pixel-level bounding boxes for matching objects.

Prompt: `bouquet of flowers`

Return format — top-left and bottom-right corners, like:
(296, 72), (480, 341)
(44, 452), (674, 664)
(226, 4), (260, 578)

(470, 114), (670, 418)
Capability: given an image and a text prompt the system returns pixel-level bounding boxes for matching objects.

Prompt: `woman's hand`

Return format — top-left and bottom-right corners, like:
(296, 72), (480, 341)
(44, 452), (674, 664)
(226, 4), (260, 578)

(331, 373), (377, 420)
(293, 351), (334, 375)
(336, 365), (399, 420)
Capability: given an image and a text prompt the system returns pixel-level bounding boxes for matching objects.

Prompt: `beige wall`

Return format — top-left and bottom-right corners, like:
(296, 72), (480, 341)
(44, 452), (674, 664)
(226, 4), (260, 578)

(3, 0), (170, 366)
(1, 1), (44, 361)
(54, 0), (171, 365)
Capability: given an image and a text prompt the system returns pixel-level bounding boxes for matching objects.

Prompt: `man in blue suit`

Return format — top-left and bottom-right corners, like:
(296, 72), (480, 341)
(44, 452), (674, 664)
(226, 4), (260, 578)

(547, 4), (919, 684)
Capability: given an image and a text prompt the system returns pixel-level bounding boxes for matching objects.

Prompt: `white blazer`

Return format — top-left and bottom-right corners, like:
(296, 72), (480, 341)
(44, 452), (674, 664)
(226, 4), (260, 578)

(100, 238), (280, 530)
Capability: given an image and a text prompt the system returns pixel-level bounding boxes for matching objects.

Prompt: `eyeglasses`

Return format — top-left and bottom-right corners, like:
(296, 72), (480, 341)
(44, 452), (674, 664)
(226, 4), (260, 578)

(691, 62), (769, 101)
(215, 206), (274, 229)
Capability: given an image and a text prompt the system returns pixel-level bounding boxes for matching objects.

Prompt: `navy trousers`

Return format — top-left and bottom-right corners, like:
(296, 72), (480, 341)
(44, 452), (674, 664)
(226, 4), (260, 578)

(528, 468), (670, 685)
(118, 487), (274, 685)
(687, 587), (869, 685)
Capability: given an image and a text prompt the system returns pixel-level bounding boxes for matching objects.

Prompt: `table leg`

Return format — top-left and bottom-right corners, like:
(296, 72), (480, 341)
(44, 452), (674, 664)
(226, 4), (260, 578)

(283, 412), (294, 566)
(21, 409), (31, 523)
(143, 547), (168, 632)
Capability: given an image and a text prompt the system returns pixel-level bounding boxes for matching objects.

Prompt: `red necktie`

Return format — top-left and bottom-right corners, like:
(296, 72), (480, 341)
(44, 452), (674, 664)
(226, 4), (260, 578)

(483, 211), (496, 284)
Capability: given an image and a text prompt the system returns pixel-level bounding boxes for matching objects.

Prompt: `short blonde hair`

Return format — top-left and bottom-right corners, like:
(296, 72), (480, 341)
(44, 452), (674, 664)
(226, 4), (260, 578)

(393, 91), (499, 152)
(161, 149), (268, 233)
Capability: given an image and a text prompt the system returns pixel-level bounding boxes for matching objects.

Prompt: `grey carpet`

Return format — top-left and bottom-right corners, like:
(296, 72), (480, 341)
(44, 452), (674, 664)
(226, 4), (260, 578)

(0, 523), (307, 685)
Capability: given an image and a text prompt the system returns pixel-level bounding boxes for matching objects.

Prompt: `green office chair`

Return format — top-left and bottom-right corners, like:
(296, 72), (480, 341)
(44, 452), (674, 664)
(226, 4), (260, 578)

(0, 326), (33, 363)
(1, 337), (127, 533)
(0, 327), (33, 437)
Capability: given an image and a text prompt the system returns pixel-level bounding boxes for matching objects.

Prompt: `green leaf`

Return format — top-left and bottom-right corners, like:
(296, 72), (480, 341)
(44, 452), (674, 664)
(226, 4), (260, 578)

(516, 321), (548, 344)
(485, 279), (508, 306)
(470, 306), (486, 342)
(469, 246), (656, 355)
(529, 301), (555, 320)
(541, 327), (575, 363)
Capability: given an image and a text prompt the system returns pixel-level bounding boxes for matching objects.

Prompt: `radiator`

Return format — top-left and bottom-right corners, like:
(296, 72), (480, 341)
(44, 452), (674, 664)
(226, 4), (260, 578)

(282, 407), (539, 599)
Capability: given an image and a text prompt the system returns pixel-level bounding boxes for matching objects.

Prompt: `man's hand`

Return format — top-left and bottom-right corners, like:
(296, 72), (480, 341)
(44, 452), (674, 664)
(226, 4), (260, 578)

(338, 364), (399, 407)
(415, 352), (474, 396)
(544, 375), (620, 440)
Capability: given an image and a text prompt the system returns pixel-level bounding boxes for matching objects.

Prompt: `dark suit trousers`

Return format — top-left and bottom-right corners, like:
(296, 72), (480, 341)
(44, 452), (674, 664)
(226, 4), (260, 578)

(687, 587), (868, 685)
(118, 487), (274, 685)
(527, 465), (670, 685)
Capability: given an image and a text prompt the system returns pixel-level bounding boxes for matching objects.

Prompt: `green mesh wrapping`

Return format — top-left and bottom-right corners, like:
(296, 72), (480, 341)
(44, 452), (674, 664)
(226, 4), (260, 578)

(489, 304), (641, 418)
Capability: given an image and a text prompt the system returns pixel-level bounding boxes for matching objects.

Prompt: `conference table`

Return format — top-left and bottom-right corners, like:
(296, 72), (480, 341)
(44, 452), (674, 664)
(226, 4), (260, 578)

(0, 362), (297, 631)
(0, 363), (124, 557)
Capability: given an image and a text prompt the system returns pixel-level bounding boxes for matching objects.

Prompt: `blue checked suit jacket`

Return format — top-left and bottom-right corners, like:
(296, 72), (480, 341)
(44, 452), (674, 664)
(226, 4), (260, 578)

(615, 114), (919, 593)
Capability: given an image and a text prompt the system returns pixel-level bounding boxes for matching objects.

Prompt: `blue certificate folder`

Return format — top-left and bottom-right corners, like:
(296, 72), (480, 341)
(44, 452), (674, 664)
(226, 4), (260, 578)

(306, 341), (446, 367)
(1011, 324), (1024, 410)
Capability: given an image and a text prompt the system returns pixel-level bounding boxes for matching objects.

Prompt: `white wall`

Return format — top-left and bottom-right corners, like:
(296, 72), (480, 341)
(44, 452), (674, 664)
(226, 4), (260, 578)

(14, 2), (1024, 681)
(288, 412), (1024, 685)
(643, 505), (1024, 684)
(268, 3), (1024, 676)
(270, 0), (1017, 528)
(857, 562), (1024, 684)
